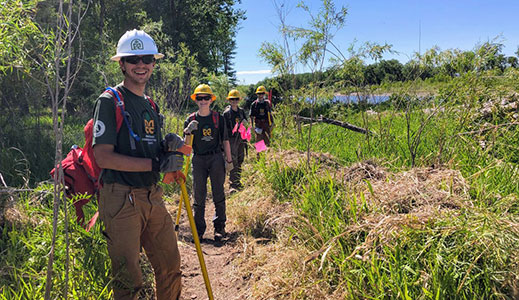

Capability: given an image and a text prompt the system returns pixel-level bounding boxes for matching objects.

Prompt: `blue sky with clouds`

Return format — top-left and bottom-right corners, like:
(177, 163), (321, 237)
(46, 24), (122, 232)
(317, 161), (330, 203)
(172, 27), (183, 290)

(233, 0), (519, 85)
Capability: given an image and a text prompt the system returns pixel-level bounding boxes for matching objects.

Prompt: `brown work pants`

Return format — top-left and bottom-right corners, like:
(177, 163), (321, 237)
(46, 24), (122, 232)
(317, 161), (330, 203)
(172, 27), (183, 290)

(99, 183), (181, 300)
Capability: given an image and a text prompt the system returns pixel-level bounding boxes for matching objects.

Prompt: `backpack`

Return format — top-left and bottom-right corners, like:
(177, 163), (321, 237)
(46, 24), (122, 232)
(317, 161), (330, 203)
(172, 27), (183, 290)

(188, 110), (220, 128)
(50, 87), (157, 232)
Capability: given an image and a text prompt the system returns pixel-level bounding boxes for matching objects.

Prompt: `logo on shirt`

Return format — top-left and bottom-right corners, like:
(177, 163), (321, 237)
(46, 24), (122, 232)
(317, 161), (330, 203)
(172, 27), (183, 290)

(145, 119), (155, 134)
(201, 125), (214, 142)
(143, 112), (155, 135)
(94, 120), (105, 137)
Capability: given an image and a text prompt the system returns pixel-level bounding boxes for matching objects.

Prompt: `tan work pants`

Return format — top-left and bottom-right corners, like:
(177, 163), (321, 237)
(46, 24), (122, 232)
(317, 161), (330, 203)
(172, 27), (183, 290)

(99, 182), (181, 300)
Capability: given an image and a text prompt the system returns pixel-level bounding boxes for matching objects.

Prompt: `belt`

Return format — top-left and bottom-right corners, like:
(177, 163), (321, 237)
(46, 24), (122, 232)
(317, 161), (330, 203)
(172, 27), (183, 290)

(196, 150), (222, 156)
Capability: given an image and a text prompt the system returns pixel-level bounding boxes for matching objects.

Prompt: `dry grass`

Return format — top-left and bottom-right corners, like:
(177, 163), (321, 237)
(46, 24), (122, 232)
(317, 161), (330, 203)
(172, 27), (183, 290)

(228, 165), (293, 241)
(0, 193), (39, 229)
(270, 149), (342, 173)
(366, 167), (471, 214)
(228, 151), (480, 299)
(340, 159), (387, 183)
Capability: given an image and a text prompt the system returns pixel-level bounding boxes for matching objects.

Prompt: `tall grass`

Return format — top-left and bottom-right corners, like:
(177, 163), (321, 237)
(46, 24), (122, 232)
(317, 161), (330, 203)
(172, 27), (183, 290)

(0, 184), (113, 299)
(257, 158), (519, 299)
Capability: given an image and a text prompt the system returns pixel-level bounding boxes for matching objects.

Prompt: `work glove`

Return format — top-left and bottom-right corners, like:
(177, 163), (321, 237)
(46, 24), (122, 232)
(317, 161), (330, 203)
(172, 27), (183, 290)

(241, 119), (249, 127)
(163, 170), (186, 184)
(162, 133), (184, 152)
(254, 127), (263, 134)
(152, 151), (184, 173)
(184, 120), (199, 135)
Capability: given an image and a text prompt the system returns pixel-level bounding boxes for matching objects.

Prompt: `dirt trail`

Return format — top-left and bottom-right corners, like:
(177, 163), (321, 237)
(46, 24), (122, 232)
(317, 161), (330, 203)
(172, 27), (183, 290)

(166, 198), (248, 300)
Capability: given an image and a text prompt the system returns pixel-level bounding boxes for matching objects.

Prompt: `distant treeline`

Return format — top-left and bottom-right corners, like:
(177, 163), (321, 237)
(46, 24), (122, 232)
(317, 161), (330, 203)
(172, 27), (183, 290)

(253, 41), (519, 97)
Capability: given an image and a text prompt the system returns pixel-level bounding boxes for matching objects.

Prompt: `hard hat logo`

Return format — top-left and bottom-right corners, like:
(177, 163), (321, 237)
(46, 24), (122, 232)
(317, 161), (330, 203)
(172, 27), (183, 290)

(130, 39), (144, 51)
(111, 29), (164, 61)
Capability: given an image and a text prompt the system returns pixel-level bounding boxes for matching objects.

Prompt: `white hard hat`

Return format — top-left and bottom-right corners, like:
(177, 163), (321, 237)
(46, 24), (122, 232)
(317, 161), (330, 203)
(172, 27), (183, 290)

(111, 29), (164, 61)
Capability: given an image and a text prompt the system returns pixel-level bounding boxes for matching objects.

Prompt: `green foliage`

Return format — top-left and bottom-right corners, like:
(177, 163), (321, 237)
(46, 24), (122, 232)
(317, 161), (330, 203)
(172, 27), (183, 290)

(0, 186), (112, 299)
(0, 0), (42, 74)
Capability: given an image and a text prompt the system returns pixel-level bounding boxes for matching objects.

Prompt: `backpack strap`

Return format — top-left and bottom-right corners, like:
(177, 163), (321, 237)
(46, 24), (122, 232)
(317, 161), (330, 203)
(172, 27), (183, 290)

(105, 87), (140, 141)
(188, 111), (219, 128)
(188, 112), (197, 124)
(104, 88), (125, 133)
(212, 111), (219, 129)
(145, 95), (158, 112)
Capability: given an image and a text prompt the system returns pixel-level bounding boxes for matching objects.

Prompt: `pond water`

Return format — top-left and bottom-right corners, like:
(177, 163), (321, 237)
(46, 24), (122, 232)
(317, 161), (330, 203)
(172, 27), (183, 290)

(332, 94), (391, 104)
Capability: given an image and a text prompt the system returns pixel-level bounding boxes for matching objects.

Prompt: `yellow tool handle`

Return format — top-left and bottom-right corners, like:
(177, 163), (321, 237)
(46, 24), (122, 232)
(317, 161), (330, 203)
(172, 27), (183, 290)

(179, 181), (214, 300)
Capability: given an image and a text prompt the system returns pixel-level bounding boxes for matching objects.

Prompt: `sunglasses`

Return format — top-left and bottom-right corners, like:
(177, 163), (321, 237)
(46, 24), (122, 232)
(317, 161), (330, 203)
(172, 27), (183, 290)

(257, 92), (265, 95)
(228, 98), (240, 101)
(196, 96), (212, 101)
(123, 55), (155, 64)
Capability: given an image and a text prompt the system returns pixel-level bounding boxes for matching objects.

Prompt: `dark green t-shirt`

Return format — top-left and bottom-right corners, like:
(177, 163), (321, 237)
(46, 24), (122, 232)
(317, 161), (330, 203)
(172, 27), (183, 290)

(92, 85), (161, 187)
(184, 111), (228, 155)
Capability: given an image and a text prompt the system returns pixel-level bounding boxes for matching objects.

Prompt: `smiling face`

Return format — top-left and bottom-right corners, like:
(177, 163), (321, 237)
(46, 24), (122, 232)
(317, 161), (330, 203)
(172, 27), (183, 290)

(195, 93), (212, 111)
(119, 55), (156, 87)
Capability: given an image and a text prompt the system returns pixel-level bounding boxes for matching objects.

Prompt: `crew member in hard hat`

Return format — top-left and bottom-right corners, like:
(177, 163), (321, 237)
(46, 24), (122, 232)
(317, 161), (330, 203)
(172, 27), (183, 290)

(184, 84), (232, 242)
(223, 89), (248, 193)
(250, 85), (274, 146)
(93, 29), (184, 300)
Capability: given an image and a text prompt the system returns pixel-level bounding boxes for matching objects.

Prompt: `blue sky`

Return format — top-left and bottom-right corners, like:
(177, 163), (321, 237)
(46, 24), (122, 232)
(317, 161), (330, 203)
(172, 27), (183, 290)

(233, 0), (519, 85)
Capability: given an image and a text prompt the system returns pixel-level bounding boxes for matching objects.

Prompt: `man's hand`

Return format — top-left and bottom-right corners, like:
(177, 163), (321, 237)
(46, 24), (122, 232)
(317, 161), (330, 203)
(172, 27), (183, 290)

(184, 120), (199, 135)
(152, 151), (184, 173)
(225, 159), (234, 173)
(163, 170), (186, 184)
(162, 133), (184, 152)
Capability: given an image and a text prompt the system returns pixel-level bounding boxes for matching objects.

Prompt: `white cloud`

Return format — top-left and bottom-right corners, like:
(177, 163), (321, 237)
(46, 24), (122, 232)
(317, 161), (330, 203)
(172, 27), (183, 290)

(236, 69), (272, 75)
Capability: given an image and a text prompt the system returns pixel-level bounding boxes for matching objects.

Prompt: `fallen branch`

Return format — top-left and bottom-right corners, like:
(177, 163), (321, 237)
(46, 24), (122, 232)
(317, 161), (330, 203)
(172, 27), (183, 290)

(295, 115), (372, 135)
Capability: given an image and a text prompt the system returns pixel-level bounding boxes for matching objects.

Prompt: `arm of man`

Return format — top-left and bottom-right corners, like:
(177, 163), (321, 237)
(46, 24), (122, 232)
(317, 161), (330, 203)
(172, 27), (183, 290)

(220, 113), (232, 162)
(94, 144), (152, 172)
(223, 140), (232, 163)
(249, 103), (255, 128)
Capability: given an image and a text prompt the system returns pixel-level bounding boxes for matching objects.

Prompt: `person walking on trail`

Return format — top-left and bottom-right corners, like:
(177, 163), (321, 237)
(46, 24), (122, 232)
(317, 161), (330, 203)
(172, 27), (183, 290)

(250, 85), (274, 146)
(185, 84), (232, 242)
(223, 89), (248, 193)
(92, 29), (185, 300)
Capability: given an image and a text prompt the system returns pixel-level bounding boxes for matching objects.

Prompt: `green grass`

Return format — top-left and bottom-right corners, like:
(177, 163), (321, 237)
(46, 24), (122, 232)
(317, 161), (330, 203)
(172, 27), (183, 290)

(0, 184), (113, 299)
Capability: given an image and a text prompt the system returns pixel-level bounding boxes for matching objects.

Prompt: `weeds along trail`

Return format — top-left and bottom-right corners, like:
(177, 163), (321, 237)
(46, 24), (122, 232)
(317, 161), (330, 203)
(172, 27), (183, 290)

(226, 149), (519, 299)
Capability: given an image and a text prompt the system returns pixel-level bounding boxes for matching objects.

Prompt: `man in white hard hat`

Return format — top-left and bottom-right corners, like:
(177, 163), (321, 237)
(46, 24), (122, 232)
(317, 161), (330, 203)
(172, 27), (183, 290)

(93, 29), (184, 300)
